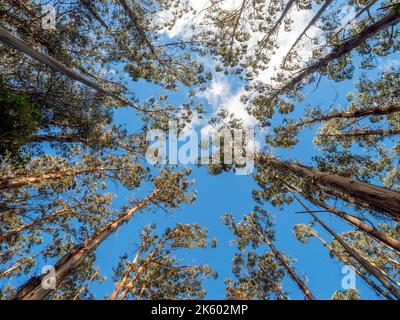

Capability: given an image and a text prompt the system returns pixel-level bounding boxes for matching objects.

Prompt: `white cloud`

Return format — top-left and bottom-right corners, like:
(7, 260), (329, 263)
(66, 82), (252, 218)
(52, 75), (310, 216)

(159, 1), (322, 147)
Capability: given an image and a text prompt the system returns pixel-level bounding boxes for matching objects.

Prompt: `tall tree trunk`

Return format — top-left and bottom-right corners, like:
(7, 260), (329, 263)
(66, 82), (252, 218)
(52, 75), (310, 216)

(13, 188), (160, 300)
(320, 128), (400, 138)
(28, 134), (89, 144)
(0, 27), (145, 113)
(283, 0), (334, 64)
(0, 167), (109, 191)
(309, 230), (393, 300)
(249, 219), (316, 300)
(262, 156), (400, 221)
(297, 104), (400, 128)
(115, 239), (166, 300)
(288, 187), (400, 299)
(258, 0), (296, 47)
(277, 10), (400, 95)
(109, 246), (143, 300)
(285, 181), (400, 254)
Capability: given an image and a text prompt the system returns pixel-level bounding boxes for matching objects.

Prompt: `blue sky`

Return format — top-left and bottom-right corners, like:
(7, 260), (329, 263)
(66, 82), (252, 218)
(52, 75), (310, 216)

(88, 66), (393, 299)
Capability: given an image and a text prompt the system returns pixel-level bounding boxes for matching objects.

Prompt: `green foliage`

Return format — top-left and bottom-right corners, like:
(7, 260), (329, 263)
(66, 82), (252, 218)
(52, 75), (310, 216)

(0, 82), (40, 160)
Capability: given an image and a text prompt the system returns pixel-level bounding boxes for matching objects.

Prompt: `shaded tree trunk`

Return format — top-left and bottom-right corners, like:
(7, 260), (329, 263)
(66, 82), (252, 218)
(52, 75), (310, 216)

(288, 188), (400, 299)
(310, 229), (393, 300)
(286, 181), (400, 254)
(298, 104), (400, 127)
(263, 156), (400, 221)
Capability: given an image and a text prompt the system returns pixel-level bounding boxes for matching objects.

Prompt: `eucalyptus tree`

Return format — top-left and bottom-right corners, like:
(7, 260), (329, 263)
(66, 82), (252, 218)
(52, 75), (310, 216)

(222, 208), (316, 300)
(12, 169), (196, 300)
(294, 223), (395, 300)
(110, 223), (216, 300)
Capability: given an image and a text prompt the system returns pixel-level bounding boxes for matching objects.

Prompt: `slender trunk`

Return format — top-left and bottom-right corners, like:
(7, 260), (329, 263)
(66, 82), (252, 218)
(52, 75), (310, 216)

(13, 188), (160, 300)
(286, 181), (400, 254)
(0, 256), (35, 278)
(72, 270), (99, 300)
(288, 187), (400, 299)
(116, 240), (165, 300)
(258, 0), (296, 47)
(249, 220), (316, 300)
(0, 27), (145, 113)
(321, 128), (400, 138)
(0, 207), (68, 242)
(278, 10), (400, 95)
(283, 0), (334, 64)
(297, 104), (400, 128)
(109, 247), (143, 300)
(0, 167), (109, 191)
(310, 231), (393, 300)
(263, 156), (400, 221)
(28, 134), (89, 144)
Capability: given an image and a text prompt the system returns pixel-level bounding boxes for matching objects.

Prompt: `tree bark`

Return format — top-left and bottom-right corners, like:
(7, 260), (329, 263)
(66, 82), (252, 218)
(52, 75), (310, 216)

(0, 167), (109, 191)
(298, 104), (400, 127)
(286, 181), (400, 254)
(288, 188), (400, 299)
(310, 230), (393, 300)
(263, 156), (400, 221)
(0, 27), (145, 113)
(249, 220), (316, 300)
(277, 10), (400, 95)
(13, 188), (160, 300)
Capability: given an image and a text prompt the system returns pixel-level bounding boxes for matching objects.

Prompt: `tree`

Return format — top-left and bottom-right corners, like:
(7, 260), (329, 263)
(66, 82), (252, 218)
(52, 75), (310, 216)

(294, 224), (394, 300)
(288, 189), (400, 299)
(13, 169), (196, 300)
(110, 223), (216, 300)
(222, 208), (316, 300)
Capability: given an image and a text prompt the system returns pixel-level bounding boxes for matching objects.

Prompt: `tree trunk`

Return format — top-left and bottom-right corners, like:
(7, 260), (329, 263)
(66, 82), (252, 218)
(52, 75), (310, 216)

(109, 246), (143, 300)
(0, 27), (145, 113)
(278, 10), (400, 95)
(310, 230), (393, 300)
(288, 188), (400, 299)
(258, 0), (296, 47)
(116, 240), (166, 300)
(286, 181), (400, 254)
(264, 156), (400, 221)
(298, 104), (400, 127)
(321, 128), (400, 138)
(249, 220), (316, 300)
(13, 188), (160, 300)
(283, 0), (334, 64)
(0, 167), (109, 191)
